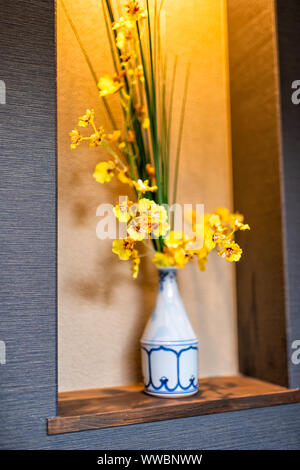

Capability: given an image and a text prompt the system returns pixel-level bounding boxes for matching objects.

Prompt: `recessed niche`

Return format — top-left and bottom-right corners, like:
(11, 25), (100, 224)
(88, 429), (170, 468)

(50, 0), (300, 436)
(57, 0), (237, 393)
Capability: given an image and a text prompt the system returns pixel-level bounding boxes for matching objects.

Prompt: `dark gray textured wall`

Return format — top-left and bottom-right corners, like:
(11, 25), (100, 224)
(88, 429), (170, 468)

(2, 403), (300, 450)
(0, 0), (299, 450)
(276, 0), (300, 389)
(0, 0), (57, 448)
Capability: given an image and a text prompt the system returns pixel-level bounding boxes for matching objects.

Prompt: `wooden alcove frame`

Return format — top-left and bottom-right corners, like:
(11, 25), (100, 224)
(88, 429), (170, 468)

(0, 0), (300, 448)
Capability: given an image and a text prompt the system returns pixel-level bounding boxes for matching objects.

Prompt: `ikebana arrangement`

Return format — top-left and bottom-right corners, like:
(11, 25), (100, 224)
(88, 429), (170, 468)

(65, 0), (250, 397)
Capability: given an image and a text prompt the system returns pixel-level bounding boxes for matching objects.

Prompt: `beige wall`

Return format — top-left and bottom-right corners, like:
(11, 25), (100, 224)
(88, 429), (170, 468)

(57, 0), (238, 392)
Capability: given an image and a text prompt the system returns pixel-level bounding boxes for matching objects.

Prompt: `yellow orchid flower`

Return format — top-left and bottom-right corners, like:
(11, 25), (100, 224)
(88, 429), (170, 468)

(151, 219), (170, 238)
(112, 238), (135, 260)
(164, 231), (185, 249)
(131, 249), (140, 279)
(207, 213), (223, 231)
(204, 226), (228, 252)
(145, 164), (155, 177)
(204, 227), (216, 252)
(118, 141), (126, 150)
(230, 212), (250, 232)
(78, 108), (95, 127)
(174, 248), (191, 268)
(152, 252), (173, 268)
(197, 256), (208, 272)
(194, 247), (208, 272)
(69, 129), (82, 149)
(106, 130), (121, 142)
(142, 117), (150, 129)
(127, 199), (148, 220)
(218, 241), (242, 262)
(128, 199), (169, 238)
(113, 197), (132, 223)
(125, 1), (146, 21)
(214, 207), (230, 223)
(130, 65), (144, 83)
(98, 75), (124, 97)
(194, 246), (208, 258)
(134, 198), (152, 214)
(132, 179), (158, 193)
(93, 160), (115, 184)
(149, 202), (169, 237)
(115, 25), (135, 50)
(120, 51), (136, 67)
(89, 127), (106, 146)
(238, 223), (250, 231)
(127, 216), (148, 241)
(116, 29), (126, 50)
(113, 16), (135, 31)
(117, 170), (132, 186)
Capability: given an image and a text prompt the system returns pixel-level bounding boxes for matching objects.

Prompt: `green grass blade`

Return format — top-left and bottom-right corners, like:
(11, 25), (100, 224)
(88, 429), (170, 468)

(136, 21), (162, 204)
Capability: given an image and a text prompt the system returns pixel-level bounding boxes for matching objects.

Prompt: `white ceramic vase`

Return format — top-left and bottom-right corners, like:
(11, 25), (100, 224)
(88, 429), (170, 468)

(141, 267), (198, 398)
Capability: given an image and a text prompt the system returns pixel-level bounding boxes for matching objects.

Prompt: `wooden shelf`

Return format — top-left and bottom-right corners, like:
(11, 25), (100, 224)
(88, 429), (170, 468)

(48, 375), (300, 435)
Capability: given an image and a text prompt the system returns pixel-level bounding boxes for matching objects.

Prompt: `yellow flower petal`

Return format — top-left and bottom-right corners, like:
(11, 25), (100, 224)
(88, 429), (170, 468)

(174, 248), (190, 268)
(149, 203), (169, 237)
(113, 198), (131, 223)
(131, 249), (140, 279)
(218, 242), (242, 262)
(93, 160), (115, 184)
(98, 75), (124, 97)
(214, 207), (230, 223)
(89, 127), (106, 147)
(145, 163), (155, 177)
(78, 109), (95, 127)
(125, 1), (146, 21)
(197, 256), (207, 272)
(204, 227), (217, 252)
(107, 130), (121, 142)
(230, 212), (251, 232)
(239, 224), (250, 231)
(142, 117), (150, 129)
(112, 238), (134, 260)
(207, 213), (222, 230)
(132, 179), (158, 193)
(135, 198), (152, 213)
(164, 231), (185, 249)
(127, 217), (148, 241)
(69, 129), (81, 149)
(152, 252), (173, 268)
(117, 170), (132, 185)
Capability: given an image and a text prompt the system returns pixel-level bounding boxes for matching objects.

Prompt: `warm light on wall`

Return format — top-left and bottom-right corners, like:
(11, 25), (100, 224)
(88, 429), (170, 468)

(57, 0), (238, 392)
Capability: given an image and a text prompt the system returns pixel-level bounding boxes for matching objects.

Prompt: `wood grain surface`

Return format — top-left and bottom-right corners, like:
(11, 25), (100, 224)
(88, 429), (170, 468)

(48, 376), (300, 435)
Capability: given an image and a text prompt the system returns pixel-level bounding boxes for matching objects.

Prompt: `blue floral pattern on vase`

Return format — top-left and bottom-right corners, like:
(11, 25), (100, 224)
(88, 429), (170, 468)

(141, 343), (198, 396)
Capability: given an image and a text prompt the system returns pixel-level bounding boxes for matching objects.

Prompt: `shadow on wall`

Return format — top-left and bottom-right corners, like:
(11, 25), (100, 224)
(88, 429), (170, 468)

(67, 178), (158, 382)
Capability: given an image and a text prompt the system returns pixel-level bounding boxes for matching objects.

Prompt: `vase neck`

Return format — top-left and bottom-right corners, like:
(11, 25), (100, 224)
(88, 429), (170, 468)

(140, 267), (198, 343)
(158, 268), (178, 284)
(158, 268), (178, 297)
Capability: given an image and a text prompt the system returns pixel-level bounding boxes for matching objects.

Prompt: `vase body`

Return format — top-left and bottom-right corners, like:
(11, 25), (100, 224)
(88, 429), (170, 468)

(141, 267), (198, 398)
